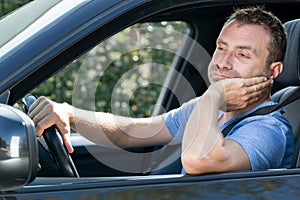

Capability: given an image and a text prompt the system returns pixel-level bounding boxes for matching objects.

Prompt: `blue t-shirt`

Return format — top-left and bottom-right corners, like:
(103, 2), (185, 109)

(163, 97), (295, 170)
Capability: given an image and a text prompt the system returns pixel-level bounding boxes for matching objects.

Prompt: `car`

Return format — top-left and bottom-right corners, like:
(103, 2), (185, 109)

(0, 0), (300, 199)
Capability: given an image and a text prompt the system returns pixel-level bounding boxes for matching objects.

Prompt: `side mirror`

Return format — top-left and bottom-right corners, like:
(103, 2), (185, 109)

(0, 104), (38, 191)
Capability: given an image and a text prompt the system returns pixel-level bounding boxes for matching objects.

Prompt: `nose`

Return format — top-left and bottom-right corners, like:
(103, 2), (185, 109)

(217, 51), (234, 70)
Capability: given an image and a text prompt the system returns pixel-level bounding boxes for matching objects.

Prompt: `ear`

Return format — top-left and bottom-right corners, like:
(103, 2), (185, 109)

(270, 61), (283, 78)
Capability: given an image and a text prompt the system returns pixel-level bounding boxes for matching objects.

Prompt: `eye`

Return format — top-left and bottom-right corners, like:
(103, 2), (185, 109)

(237, 51), (250, 59)
(217, 46), (225, 51)
(239, 52), (246, 57)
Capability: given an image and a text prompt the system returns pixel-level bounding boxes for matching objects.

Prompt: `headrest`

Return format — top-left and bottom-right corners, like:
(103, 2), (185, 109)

(276, 19), (300, 85)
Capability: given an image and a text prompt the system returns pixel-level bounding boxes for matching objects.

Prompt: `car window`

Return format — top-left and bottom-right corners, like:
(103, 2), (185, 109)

(31, 21), (189, 118)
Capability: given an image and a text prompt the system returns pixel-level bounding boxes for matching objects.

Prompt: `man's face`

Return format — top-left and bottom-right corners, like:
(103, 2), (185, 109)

(208, 20), (271, 83)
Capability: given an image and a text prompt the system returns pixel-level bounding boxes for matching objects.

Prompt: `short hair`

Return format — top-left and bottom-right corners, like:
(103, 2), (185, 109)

(225, 6), (287, 67)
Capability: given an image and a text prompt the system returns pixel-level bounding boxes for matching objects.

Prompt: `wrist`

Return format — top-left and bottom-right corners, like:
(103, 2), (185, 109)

(206, 84), (223, 105)
(62, 102), (75, 128)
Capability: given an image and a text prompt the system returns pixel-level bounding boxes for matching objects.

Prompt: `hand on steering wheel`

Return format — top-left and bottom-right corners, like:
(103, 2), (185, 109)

(22, 94), (79, 177)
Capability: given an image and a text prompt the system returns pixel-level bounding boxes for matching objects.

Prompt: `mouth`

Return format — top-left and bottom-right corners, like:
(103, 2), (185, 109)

(208, 64), (241, 82)
(218, 73), (232, 78)
(212, 72), (233, 80)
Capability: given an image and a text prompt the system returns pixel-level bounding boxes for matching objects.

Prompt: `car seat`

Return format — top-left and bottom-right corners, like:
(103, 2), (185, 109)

(272, 19), (300, 168)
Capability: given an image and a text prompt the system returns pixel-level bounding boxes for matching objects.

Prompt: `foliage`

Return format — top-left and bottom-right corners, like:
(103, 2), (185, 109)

(1, 1), (187, 118)
(33, 22), (187, 117)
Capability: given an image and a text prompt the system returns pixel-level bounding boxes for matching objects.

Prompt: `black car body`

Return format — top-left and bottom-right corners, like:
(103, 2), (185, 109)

(0, 0), (300, 199)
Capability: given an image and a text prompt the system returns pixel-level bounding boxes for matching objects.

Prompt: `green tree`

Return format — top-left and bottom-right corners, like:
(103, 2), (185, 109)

(32, 22), (187, 118)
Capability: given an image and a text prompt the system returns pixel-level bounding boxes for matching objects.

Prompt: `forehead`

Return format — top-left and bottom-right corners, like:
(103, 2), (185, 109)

(218, 20), (271, 51)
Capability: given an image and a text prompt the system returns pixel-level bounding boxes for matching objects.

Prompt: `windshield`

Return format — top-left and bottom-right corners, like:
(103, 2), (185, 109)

(0, 0), (89, 57)
(0, 0), (61, 47)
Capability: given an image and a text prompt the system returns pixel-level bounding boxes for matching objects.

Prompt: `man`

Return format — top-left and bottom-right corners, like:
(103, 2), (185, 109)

(28, 7), (295, 175)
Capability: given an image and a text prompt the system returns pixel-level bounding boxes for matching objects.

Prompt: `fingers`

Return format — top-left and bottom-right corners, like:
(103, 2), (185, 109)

(34, 112), (57, 137)
(244, 76), (273, 93)
(28, 96), (73, 153)
(28, 96), (54, 136)
(28, 96), (47, 117)
(216, 76), (273, 111)
(242, 76), (268, 87)
(62, 133), (74, 153)
(229, 76), (272, 97)
(245, 78), (273, 104)
(244, 77), (273, 101)
(240, 77), (273, 102)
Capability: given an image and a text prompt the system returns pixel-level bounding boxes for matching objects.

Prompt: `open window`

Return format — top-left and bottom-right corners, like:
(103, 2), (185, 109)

(31, 21), (190, 118)
(27, 21), (196, 176)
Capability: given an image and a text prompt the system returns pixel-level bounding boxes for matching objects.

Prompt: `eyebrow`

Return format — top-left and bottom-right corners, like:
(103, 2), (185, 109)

(216, 39), (257, 55)
(237, 45), (257, 55)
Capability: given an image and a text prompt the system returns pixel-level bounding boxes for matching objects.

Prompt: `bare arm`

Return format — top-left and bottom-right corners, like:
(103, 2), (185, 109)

(181, 89), (251, 174)
(28, 76), (271, 156)
(28, 97), (173, 153)
(181, 77), (272, 174)
(68, 106), (173, 148)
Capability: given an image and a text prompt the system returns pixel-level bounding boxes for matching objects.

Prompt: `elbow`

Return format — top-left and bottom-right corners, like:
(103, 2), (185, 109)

(181, 153), (209, 175)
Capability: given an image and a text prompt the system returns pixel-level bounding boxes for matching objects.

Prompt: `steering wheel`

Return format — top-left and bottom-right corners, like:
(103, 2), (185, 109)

(22, 94), (79, 177)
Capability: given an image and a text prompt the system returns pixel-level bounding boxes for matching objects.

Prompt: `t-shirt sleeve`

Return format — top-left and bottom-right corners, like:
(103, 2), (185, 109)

(226, 116), (287, 169)
(163, 97), (200, 142)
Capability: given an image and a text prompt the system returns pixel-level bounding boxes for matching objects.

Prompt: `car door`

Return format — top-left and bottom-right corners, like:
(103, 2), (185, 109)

(2, 0), (300, 199)
(1, 0), (210, 179)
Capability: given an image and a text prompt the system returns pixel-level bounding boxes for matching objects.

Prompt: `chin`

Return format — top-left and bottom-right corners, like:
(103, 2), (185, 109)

(210, 77), (224, 83)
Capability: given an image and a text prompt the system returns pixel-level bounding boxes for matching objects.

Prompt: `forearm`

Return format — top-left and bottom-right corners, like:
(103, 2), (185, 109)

(181, 88), (226, 174)
(67, 105), (128, 147)
(66, 104), (171, 148)
(181, 77), (268, 174)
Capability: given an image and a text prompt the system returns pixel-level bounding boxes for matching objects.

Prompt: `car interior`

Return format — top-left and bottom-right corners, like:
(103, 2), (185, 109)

(272, 19), (300, 168)
(150, 5), (300, 175)
(151, 17), (300, 174)
(33, 7), (299, 179)
(5, 2), (299, 179)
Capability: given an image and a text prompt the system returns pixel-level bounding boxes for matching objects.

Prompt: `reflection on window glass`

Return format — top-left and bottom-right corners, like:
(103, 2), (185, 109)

(32, 21), (189, 118)
(0, 0), (61, 49)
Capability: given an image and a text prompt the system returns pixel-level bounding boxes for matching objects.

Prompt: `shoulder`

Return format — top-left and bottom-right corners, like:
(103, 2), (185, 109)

(163, 96), (201, 141)
(227, 100), (292, 138)
(226, 112), (294, 169)
(228, 111), (292, 142)
(164, 96), (200, 121)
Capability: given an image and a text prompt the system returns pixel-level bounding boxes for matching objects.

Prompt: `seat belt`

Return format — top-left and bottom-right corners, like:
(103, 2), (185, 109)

(222, 86), (300, 137)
